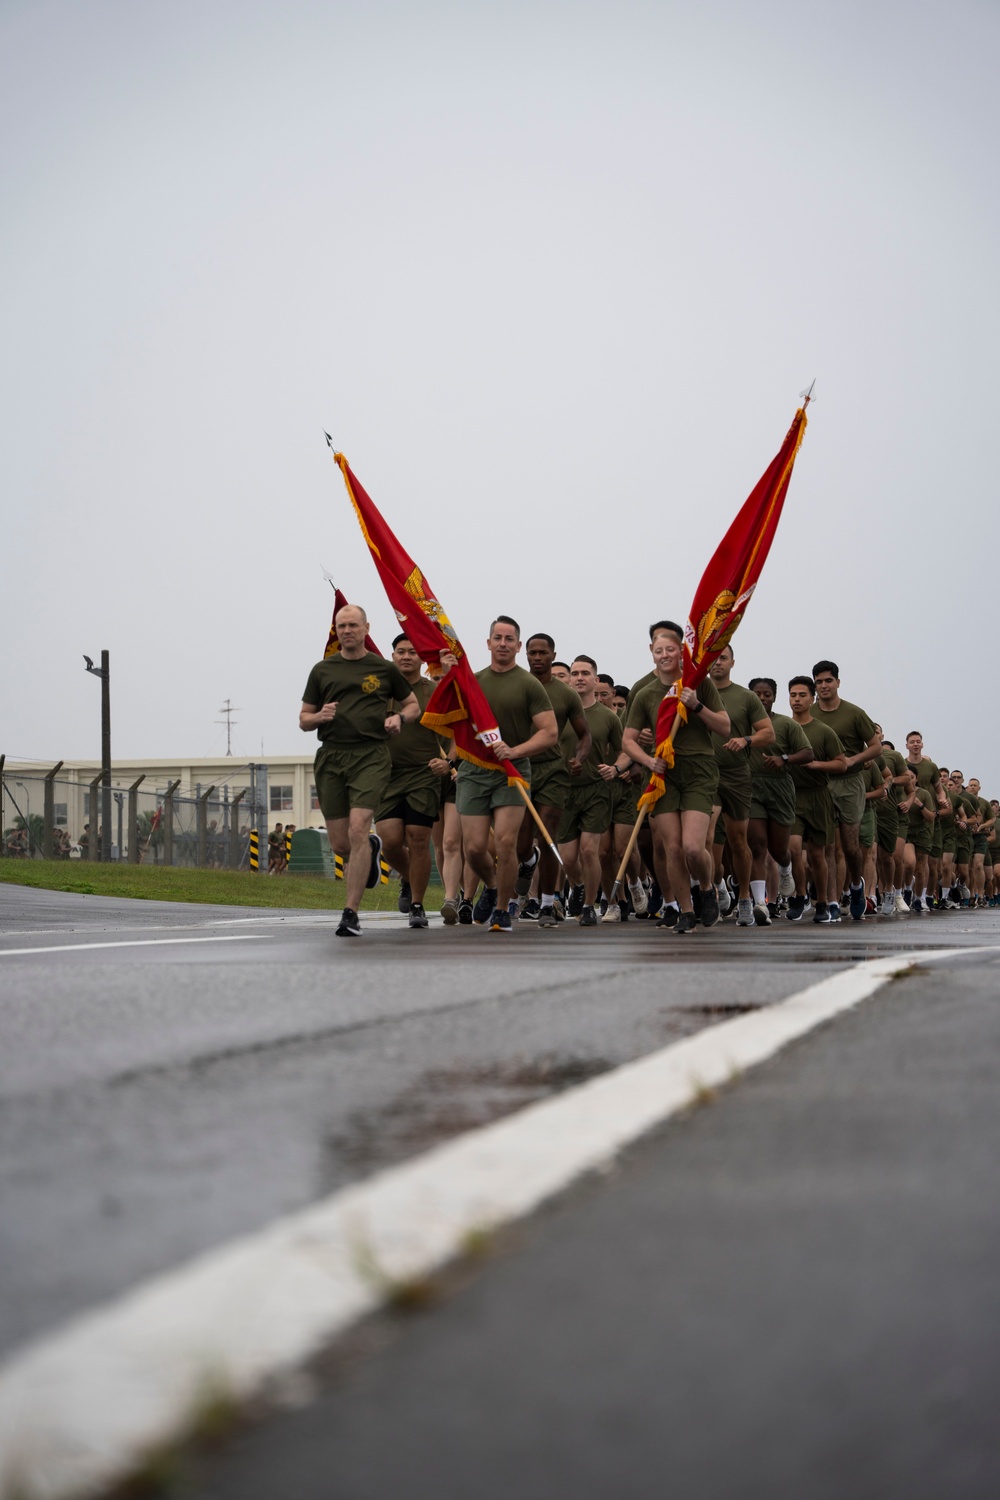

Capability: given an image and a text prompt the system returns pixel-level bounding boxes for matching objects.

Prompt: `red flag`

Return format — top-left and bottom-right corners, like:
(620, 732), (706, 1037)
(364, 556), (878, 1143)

(323, 585), (381, 659)
(329, 446), (525, 783)
(640, 403), (809, 812)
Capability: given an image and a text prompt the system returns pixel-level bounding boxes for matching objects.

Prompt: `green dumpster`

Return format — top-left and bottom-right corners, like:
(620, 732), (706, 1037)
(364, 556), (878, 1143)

(288, 827), (336, 876)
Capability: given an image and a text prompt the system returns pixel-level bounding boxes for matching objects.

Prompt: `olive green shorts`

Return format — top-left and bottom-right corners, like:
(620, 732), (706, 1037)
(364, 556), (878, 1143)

(905, 819), (933, 854)
(530, 757), (573, 811)
(972, 831), (989, 857)
(827, 772), (866, 828)
(793, 786), (835, 847)
(940, 827), (957, 856)
(374, 766), (442, 826)
(955, 834), (973, 865)
(314, 740), (392, 820)
(612, 777), (641, 825)
(931, 822), (944, 859)
(713, 765), (752, 823)
(749, 772), (796, 826)
(875, 802), (899, 853)
(558, 780), (614, 842)
(859, 804), (877, 848)
(439, 770), (457, 806)
(650, 754), (719, 818)
(456, 759), (531, 817)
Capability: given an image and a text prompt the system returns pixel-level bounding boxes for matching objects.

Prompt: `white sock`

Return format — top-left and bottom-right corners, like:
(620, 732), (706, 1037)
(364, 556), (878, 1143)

(666, 899), (679, 911)
(750, 880), (766, 904)
(851, 878), (863, 890)
(541, 892), (555, 907)
(941, 885), (951, 899)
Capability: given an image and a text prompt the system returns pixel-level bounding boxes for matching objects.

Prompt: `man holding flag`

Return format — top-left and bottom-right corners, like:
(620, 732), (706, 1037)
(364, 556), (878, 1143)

(441, 617), (557, 933)
(621, 626), (730, 933)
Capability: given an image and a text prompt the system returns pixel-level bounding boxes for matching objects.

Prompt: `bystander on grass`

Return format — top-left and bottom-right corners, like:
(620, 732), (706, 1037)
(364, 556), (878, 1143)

(0, 859), (442, 912)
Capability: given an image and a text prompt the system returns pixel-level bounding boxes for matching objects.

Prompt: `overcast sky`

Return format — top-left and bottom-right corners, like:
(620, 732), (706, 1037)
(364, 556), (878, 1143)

(3, 0), (997, 782)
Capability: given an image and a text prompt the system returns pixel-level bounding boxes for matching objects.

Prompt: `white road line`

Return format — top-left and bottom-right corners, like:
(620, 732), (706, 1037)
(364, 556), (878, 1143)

(0, 944), (996, 1500)
(0, 936), (266, 958)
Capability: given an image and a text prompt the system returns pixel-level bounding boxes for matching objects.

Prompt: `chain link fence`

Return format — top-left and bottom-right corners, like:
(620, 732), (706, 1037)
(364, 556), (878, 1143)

(0, 764), (270, 870)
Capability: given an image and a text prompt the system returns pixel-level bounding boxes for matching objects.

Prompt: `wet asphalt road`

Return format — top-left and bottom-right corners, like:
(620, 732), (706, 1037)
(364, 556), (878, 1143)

(1, 883), (998, 1371)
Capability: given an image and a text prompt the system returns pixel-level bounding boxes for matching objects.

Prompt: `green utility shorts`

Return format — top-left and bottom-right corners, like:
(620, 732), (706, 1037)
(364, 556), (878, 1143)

(529, 758), (573, 811)
(314, 741), (392, 821)
(650, 754), (720, 818)
(875, 801), (899, 853)
(828, 771), (866, 828)
(749, 772), (796, 826)
(558, 781), (614, 842)
(375, 765), (441, 826)
(456, 760), (531, 817)
(713, 765), (752, 823)
(793, 786), (835, 847)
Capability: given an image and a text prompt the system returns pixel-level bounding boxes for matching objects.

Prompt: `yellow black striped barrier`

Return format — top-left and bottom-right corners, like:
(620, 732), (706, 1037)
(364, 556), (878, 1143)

(379, 855), (390, 886)
(249, 829), (259, 871)
(334, 853), (344, 879)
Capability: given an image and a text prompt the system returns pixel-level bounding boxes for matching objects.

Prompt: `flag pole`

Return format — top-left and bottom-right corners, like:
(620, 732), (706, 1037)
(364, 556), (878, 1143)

(514, 779), (565, 869)
(609, 686), (684, 902)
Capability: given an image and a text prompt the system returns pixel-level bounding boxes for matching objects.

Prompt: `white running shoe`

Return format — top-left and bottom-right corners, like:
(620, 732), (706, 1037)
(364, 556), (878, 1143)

(628, 880), (648, 916)
(753, 902), (772, 926)
(717, 882), (733, 916)
(893, 892), (908, 914)
(778, 865), (795, 899)
(736, 898), (755, 927)
(880, 892), (896, 917)
(601, 903), (622, 923)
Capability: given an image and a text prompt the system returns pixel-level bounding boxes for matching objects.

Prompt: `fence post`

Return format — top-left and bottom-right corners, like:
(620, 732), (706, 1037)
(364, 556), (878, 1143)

(127, 775), (145, 864)
(43, 761), (64, 859)
(162, 779), (181, 866)
(230, 789), (247, 870)
(197, 786), (216, 868)
(86, 773), (103, 860)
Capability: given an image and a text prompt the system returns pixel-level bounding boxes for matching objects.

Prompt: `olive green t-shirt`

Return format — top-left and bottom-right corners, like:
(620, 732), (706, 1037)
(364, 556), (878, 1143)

(864, 760), (884, 798)
(753, 711), (812, 770)
(788, 717), (845, 791)
(879, 747), (908, 806)
(907, 786), (935, 829)
(906, 757), (942, 803)
(388, 676), (441, 771)
(813, 698), (877, 774)
(713, 682), (768, 771)
(533, 677), (586, 766)
(624, 669), (657, 719)
(625, 676), (725, 759)
(474, 665), (552, 751)
(302, 653), (413, 744)
(576, 701), (624, 783)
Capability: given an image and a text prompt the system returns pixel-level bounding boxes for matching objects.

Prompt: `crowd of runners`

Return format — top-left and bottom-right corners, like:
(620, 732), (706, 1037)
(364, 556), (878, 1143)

(300, 606), (997, 936)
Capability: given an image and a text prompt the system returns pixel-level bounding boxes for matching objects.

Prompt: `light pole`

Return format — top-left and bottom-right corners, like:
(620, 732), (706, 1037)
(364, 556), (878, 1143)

(84, 651), (112, 863)
(14, 781), (31, 856)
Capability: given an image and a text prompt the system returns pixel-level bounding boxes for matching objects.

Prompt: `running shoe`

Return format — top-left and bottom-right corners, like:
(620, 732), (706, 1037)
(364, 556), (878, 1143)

(767, 902), (780, 922)
(893, 892), (908, 914)
(691, 886), (704, 922)
(849, 882), (866, 921)
(408, 902), (429, 929)
(472, 886), (497, 925)
(440, 897), (459, 926)
(786, 894), (807, 921)
(568, 884), (586, 918)
(753, 902), (772, 926)
(579, 904), (598, 926)
(827, 902), (842, 923)
(457, 898), (474, 925)
(336, 907), (362, 937)
(700, 888), (721, 929)
(716, 882), (732, 916)
(657, 905), (679, 929)
(515, 846), (539, 896)
(812, 902), (831, 923)
(365, 832), (383, 889)
(489, 909), (512, 933)
(397, 880), (412, 914)
(522, 897), (541, 921)
(910, 897), (924, 914)
(538, 905), (559, 928)
(880, 892), (896, 917)
(551, 896), (566, 922)
(736, 897), (755, 927)
(601, 903), (622, 923)
(778, 865), (796, 899)
(629, 880), (649, 916)
(675, 911), (698, 935)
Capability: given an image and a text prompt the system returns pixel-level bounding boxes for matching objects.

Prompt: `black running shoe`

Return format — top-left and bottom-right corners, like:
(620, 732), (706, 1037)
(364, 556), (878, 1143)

(365, 832), (383, 889)
(472, 886), (497, 925)
(522, 897), (541, 921)
(656, 905), (679, 928)
(700, 887), (720, 928)
(489, 909), (512, 934)
(398, 880), (412, 914)
(691, 885), (704, 922)
(675, 910), (698, 934)
(336, 908), (362, 937)
(457, 898), (474, 925)
(408, 902), (428, 929)
(515, 846), (539, 896)
(786, 894), (806, 922)
(579, 904), (597, 926)
(568, 883), (585, 918)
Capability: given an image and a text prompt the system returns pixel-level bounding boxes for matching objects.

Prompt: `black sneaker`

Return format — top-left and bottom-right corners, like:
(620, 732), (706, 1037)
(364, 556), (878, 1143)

(457, 898), (474, 925)
(812, 902), (831, 924)
(538, 905), (559, 928)
(568, 883), (585, 918)
(408, 902), (428, 929)
(767, 901), (780, 922)
(365, 832), (383, 889)
(398, 880), (412, 914)
(700, 887), (720, 928)
(787, 894), (806, 922)
(522, 897), (541, 921)
(657, 904), (679, 929)
(691, 885), (704, 922)
(336, 907), (362, 937)
(675, 910), (698, 934)
(579, 904), (597, 926)
(473, 886), (497, 925)
(489, 909), (512, 933)
(515, 846), (539, 896)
